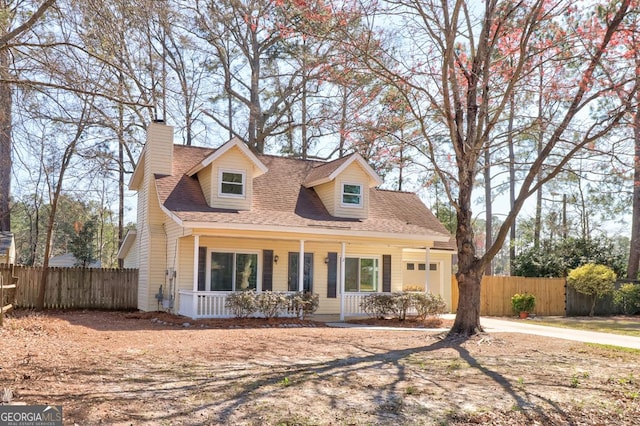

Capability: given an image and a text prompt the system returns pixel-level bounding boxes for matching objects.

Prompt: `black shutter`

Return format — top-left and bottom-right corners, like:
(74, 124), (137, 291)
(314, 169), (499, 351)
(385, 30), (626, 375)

(327, 252), (338, 298)
(197, 247), (207, 291)
(262, 250), (273, 291)
(382, 254), (391, 293)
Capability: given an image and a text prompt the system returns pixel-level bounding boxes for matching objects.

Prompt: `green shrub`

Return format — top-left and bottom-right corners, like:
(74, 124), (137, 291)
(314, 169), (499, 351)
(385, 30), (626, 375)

(255, 291), (290, 319)
(614, 283), (640, 315)
(412, 292), (447, 319)
(511, 292), (536, 314)
(290, 292), (320, 319)
(360, 294), (395, 319)
(225, 290), (257, 318)
(567, 263), (616, 317)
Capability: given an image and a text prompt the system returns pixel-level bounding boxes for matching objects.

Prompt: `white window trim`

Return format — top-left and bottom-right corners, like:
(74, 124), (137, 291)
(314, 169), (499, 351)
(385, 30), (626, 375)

(218, 168), (246, 199)
(206, 248), (261, 292)
(345, 255), (381, 292)
(340, 182), (363, 208)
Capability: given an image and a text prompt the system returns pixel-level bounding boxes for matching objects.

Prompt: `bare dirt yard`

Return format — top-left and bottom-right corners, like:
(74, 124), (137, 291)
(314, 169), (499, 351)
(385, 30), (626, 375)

(1, 310), (639, 425)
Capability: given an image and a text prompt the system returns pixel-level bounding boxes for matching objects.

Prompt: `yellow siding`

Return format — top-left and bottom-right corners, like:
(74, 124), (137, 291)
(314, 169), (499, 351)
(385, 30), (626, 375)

(210, 147), (253, 210)
(401, 249), (454, 311)
(187, 237), (405, 315)
(144, 225), (167, 310)
(177, 236), (195, 291)
(314, 181), (336, 215)
(138, 130), (172, 311)
(198, 166), (212, 207)
(145, 123), (173, 176)
(123, 247), (137, 269)
(334, 162), (369, 219)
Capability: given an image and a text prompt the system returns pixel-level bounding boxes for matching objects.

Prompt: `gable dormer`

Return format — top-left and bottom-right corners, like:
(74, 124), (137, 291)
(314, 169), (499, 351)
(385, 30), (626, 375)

(304, 154), (382, 219)
(187, 137), (267, 211)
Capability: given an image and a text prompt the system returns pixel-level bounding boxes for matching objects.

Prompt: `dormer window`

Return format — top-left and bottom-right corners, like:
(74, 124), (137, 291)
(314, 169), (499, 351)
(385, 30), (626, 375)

(342, 183), (363, 207)
(219, 169), (245, 197)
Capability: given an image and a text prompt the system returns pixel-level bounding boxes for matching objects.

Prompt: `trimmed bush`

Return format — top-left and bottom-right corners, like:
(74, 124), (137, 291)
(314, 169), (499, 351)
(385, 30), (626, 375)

(614, 283), (640, 315)
(255, 291), (290, 319)
(290, 292), (320, 319)
(412, 292), (447, 319)
(391, 292), (413, 321)
(360, 294), (395, 319)
(225, 290), (257, 318)
(361, 292), (448, 320)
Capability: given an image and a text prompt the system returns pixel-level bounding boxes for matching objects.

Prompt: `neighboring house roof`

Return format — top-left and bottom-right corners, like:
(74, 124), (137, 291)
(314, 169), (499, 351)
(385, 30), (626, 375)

(117, 229), (137, 260)
(433, 236), (456, 252)
(0, 232), (13, 255)
(49, 253), (101, 268)
(154, 145), (452, 243)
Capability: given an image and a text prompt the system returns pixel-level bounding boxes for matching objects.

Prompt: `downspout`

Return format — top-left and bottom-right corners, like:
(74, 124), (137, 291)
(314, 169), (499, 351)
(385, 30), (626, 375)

(339, 242), (346, 321)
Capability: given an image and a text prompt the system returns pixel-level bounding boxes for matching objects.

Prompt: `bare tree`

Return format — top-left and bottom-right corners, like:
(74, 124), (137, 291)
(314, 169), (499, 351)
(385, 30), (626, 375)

(341, 0), (636, 335)
(0, 0), (57, 232)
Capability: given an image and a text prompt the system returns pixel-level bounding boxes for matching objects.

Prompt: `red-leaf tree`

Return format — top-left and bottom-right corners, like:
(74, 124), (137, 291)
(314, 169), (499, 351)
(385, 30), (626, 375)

(334, 0), (636, 335)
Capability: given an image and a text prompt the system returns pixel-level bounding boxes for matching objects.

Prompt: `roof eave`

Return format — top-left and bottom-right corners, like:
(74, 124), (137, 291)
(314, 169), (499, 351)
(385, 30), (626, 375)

(178, 220), (450, 243)
(187, 138), (268, 177)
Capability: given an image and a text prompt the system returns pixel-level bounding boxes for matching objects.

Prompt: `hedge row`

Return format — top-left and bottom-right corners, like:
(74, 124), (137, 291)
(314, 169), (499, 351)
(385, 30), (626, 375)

(225, 291), (319, 319)
(360, 292), (447, 320)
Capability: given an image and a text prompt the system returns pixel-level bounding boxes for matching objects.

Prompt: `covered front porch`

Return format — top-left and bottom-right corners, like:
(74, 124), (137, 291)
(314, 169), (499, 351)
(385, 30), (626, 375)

(177, 289), (387, 319)
(167, 230), (450, 320)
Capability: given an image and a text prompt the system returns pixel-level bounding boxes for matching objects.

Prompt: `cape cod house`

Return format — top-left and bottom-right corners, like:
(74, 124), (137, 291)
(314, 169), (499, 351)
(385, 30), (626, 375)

(123, 121), (454, 319)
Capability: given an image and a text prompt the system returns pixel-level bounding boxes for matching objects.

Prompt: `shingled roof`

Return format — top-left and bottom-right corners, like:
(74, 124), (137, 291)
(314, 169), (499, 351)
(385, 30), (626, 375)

(153, 145), (453, 245)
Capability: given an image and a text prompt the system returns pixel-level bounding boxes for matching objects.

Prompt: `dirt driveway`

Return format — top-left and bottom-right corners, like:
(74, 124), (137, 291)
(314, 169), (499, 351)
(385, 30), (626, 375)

(1, 310), (639, 425)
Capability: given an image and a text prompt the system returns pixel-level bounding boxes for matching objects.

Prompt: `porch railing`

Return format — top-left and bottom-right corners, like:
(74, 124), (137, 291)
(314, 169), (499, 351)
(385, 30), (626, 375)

(343, 292), (419, 318)
(178, 290), (298, 319)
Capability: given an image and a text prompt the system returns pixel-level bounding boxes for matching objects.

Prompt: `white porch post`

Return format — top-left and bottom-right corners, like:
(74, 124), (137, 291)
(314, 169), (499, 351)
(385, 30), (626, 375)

(192, 235), (199, 317)
(193, 235), (200, 291)
(339, 242), (346, 321)
(298, 240), (305, 292)
(424, 247), (431, 293)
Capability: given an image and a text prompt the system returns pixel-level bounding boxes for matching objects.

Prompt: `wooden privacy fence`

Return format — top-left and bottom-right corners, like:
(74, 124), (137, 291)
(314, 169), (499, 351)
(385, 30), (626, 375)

(0, 268), (17, 326)
(451, 275), (566, 316)
(0, 265), (138, 310)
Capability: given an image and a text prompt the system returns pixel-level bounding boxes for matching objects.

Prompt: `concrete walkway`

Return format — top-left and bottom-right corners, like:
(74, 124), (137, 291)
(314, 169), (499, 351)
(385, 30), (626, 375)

(327, 315), (640, 350)
(479, 316), (640, 349)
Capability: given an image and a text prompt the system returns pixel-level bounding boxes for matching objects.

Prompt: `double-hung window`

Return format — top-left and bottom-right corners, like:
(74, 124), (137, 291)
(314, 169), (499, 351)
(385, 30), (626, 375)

(209, 251), (258, 291)
(341, 183), (362, 207)
(219, 170), (245, 197)
(345, 257), (379, 292)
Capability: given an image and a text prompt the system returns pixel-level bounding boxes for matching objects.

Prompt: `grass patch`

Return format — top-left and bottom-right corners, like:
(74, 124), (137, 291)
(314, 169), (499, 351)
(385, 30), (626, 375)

(585, 343), (640, 354)
(530, 317), (640, 337)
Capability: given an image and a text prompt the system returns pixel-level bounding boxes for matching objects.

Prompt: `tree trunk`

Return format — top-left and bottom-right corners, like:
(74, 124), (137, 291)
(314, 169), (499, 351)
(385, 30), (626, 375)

(627, 106), (640, 279)
(450, 267), (483, 335)
(450, 178), (484, 336)
(508, 93), (516, 274)
(0, 48), (12, 232)
(484, 145), (492, 275)
(589, 296), (596, 317)
(338, 86), (348, 158)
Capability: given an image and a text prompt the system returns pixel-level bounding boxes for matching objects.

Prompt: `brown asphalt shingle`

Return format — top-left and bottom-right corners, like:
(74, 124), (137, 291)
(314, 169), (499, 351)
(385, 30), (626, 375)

(154, 145), (453, 246)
